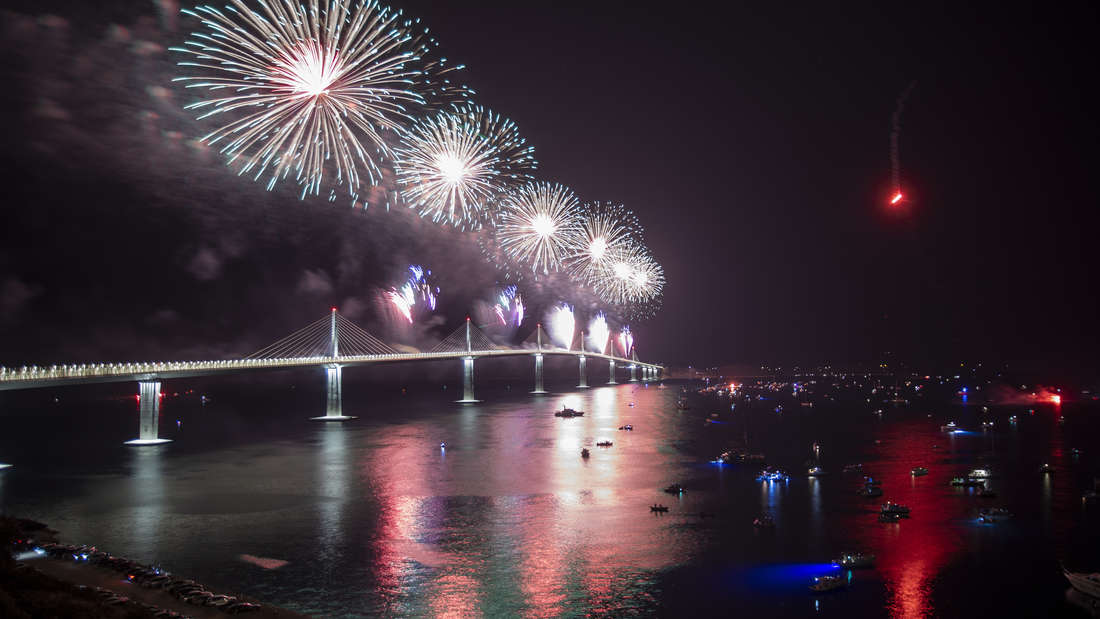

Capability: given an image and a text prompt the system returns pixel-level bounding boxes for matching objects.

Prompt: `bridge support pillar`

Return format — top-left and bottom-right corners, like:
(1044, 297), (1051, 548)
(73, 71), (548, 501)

(457, 356), (481, 403)
(312, 365), (356, 421)
(608, 360), (617, 384)
(630, 364), (638, 382)
(577, 355), (588, 389)
(532, 354), (547, 394)
(125, 380), (171, 445)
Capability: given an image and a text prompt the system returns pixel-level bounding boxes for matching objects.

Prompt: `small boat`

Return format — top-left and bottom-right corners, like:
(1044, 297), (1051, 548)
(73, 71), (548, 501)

(1072, 447), (1082, 456)
(580, 448), (590, 458)
(864, 476), (882, 486)
(663, 484), (686, 494)
(881, 502), (911, 516)
(628, 402), (635, 407)
(596, 440), (613, 447)
(753, 514), (775, 528)
(807, 466), (827, 477)
(756, 467), (789, 483)
(978, 507), (1011, 523)
(842, 463), (864, 473)
(809, 574), (848, 592)
(711, 451), (732, 464)
(940, 421), (958, 432)
(950, 477), (985, 487)
(676, 399), (690, 410)
(1009, 415), (1018, 423)
(555, 407), (585, 418)
(968, 468), (992, 479)
(1040, 463), (1055, 474)
(858, 486), (883, 497)
(981, 420), (994, 429)
(834, 553), (875, 569)
(618, 425), (633, 431)
(1064, 567), (1100, 599)
(977, 487), (997, 498)
(878, 512), (901, 523)
(911, 467), (929, 476)
(650, 504), (669, 513)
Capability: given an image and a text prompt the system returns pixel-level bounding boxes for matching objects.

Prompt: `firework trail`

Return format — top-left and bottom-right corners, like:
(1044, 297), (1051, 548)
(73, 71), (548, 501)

(546, 303), (575, 349)
(492, 285), (524, 326)
(394, 103), (536, 230)
(889, 80), (917, 204)
(565, 201), (642, 285)
(618, 326), (633, 357)
(490, 182), (583, 275)
(587, 313), (610, 355)
(386, 264), (438, 323)
(173, 0), (468, 200)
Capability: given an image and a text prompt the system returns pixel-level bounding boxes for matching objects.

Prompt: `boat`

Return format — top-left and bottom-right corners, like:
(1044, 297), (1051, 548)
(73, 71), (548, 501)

(981, 420), (994, 429)
(676, 399), (690, 410)
(968, 468), (992, 479)
(878, 512), (901, 523)
(842, 463), (864, 473)
(940, 421), (958, 432)
(864, 476), (882, 486)
(911, 467), (929, 476)
(807, 466), (827, 477)
(977, 486), (997, 498)
(753, 514), (775, 528)
(618, 425), (634, 431)
(664, 484), (686, 494)
(650, 504), (669, 513)
(596, 440), (613, 447)
(1083, 491), (1098, 503)
(1064, 567), (1100, 599)
(555, 407), (585, 418)
(756, 467), (789, 483)
(978, 507), (1011, 523)
(809, 574), (849, 592)
(834, 553), (875, 569)
(580, 448), (590, 458)
(1009, 415), (1018, 423)
(1040, 463), (1055, 474)
(711, 451), (733, 464)
(858, 485), (883, 497)
(950, 476), (985, 487)
(628, 402), (635, 407)
(881, 502), (911, 516)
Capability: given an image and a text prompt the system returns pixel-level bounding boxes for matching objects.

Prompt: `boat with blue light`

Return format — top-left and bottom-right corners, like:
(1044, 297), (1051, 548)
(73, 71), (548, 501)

(756, 467), (789, 483)
(978, 507), (1011, 523)
(941, 421), (958, 432)
(809, 573), (848, 592)
(833, 552), (875, 569)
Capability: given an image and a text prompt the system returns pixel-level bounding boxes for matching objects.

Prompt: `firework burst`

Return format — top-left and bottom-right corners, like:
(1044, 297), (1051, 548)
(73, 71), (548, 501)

(386, 264), (438, 323)
(593, 245), (665, 307)
(492, 285), (524, 326)
(491, 182), (583, 275)
(546, 303), (575, 349)
(173, 0), (468, 200)
(565, 201), (641, 284)
(587, 313), (610, 355)
(394, 104), (536, 230)
(618, 326), (634, 357)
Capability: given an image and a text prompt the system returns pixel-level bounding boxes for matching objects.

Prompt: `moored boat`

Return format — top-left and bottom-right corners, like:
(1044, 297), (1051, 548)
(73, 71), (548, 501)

(834, 552), (875, 569)
(911, 467), (929, 476)
(809, 574), (849, 592)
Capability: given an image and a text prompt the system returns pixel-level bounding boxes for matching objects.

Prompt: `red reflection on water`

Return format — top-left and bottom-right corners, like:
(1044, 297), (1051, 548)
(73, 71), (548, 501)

(866, 420), (965, 618)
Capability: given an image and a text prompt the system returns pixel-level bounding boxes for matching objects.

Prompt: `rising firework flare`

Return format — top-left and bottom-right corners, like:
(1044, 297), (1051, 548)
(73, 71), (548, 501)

(618, 326), (634, 357)
(888, 80), (917, 206)
(387, 265), (438, 324)
(587, 313), (610, 354)
(173, 0), (467, 200)
(491, 182), (584, 275)
(546, 304), (575, 349)
(394, 104), (537, 230)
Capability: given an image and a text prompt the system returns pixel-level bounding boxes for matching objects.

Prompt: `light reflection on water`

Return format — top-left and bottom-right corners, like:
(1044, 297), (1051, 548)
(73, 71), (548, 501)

(1, 384), (1099, 617)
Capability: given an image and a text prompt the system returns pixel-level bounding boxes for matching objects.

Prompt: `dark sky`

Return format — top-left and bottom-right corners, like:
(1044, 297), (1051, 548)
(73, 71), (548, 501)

(0, 1), (1097, 369)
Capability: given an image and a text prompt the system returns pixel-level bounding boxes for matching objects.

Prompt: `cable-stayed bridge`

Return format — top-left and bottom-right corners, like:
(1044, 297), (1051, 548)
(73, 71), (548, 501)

(0, 310), (662, 448)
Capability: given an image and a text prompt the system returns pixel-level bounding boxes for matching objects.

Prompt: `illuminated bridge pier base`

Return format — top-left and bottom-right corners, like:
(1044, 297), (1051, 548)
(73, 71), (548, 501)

(629, 364), (638, 382)
(312, 364), (356, 421)
(608, 360), (617, 385)
(125, 380), (171, 445)
(532, 353), (547, 394)
(577, 355), (588, 389)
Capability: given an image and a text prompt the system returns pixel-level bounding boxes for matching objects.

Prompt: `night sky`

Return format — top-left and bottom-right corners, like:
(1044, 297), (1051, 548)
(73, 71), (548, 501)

(1, 1), (1097, 370)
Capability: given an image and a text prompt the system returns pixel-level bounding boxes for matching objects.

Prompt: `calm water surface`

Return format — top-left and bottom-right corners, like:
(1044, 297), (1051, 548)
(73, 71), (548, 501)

(2, 375), (1099, 617)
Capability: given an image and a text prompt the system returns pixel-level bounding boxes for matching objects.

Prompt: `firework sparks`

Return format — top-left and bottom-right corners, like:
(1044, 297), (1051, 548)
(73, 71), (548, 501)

(492, 285), (524, 326)
(618, 326), (634, 357)
(387, 264), (438, 324)
(565, 201), (641, 284)
(546, 303), (575, 349)
(491, 182), (583, 275)
(173, 0), (467, 200)
(593, 245), (665, 306)
(587, 313), (610, 355)
(394, 104), (536, 230)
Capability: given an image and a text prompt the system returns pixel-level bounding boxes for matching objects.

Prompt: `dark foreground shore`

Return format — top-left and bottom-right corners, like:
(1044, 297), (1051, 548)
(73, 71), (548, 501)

(0, 517), (311, 619)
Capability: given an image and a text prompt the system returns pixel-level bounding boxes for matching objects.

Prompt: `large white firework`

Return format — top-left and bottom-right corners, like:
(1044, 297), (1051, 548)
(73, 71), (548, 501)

(393, 104), (536, 230)
(594, 245), (665, 306)
(492, 182), (583, 275)
(173, 0), (467, 199)
(565, 201), (641, 285)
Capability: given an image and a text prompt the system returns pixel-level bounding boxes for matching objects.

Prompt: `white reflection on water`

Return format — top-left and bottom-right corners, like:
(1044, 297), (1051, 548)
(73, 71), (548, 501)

(128, 446), (164, 561)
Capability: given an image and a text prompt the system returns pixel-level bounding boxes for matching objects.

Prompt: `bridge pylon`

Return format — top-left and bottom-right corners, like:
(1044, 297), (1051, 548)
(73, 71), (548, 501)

(125, 380), (172, 445)
(577, 354), (588, 389)
(608, 359), (617, 384)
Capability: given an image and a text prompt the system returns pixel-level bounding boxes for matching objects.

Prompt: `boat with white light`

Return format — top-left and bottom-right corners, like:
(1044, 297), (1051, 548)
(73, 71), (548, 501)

(878, 512), (901, 523)
(1040, 463), (1055, 474)
(951, 476), (985, 487)
(968, 468), (991, 479)
(834, 553), (875, 569)
(881, 502), (910, 516)
(756, 467), (789, 483)
(978, 507), (1011, 523)
(807, 466), (827, 477)
(809, 574), (848, 592)
(911, 467), (929, 476)
(555, 407), (584, 418)
(940, 421), (958, 432)
(663, 484), (685, 494)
